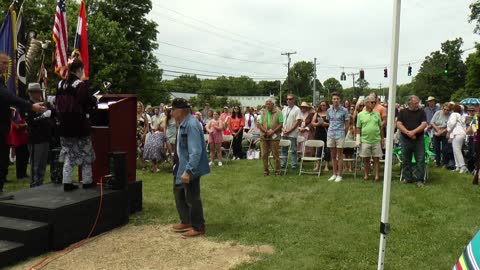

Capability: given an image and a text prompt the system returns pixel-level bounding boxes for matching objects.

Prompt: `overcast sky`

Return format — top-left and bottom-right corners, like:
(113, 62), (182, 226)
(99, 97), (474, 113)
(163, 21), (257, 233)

(149, 0), (479, 90)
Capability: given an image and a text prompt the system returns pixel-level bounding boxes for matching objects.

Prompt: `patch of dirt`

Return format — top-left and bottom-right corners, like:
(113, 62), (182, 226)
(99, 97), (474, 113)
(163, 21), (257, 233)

(12, 224), (274, 270)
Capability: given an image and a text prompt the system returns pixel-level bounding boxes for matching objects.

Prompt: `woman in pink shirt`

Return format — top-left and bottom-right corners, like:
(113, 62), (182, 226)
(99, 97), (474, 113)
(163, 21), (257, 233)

(206, 111), (224, 166)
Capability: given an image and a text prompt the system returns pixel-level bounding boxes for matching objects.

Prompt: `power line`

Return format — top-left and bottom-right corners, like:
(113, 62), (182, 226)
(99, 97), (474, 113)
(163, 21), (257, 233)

(160, 63), (283, 78)
(153, 52), (283, 76)
(162, 72), (282, 81)
(150, 10), (283, 55)
(157, 41), (284, 65)
(151, 3), (289, 52)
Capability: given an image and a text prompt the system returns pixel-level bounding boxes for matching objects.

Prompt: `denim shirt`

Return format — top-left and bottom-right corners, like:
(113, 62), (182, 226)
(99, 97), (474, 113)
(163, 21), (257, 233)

(174, 114), (210, 184)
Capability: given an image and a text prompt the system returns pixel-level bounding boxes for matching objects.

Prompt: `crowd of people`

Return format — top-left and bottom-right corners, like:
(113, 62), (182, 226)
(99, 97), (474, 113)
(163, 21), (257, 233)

(136, 92), (480, 187)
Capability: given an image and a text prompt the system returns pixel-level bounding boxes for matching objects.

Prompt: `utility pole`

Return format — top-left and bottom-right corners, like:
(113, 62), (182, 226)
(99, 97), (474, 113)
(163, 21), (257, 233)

(378, 83), (384, 100)
(313, 57), (317, 105)
(281, 51), (297, 95)
(347, 72), (359, 97)
(279, 80), (282, 107)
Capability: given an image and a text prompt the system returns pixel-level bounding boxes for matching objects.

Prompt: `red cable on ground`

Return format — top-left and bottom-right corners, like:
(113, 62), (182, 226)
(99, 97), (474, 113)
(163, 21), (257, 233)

(27, 178), (105, 270)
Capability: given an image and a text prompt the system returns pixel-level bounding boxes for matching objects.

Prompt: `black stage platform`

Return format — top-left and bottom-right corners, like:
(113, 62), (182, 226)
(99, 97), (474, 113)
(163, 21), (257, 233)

(0, 181), (142, 269)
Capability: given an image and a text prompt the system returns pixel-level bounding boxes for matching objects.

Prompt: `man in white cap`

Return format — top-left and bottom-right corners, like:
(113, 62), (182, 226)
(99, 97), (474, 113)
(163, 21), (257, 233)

(424, 96), (438, 137)
(24, 83), (53, 188)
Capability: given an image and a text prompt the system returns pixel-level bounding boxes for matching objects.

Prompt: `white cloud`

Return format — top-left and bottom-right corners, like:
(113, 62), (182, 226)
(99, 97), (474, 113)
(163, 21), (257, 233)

(150, 0), (479, 88)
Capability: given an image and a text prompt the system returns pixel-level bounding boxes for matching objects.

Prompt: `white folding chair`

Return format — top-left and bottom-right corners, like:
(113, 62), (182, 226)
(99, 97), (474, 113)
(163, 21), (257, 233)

(342, 140), (359, 180)
(243, 132), (252, 152)
(299, 140), (324, 177)
(204, 134), (210, 153)
(222, 135), (233, 164)
(297, 135), (306, 159)
(269, 139), (291, 175)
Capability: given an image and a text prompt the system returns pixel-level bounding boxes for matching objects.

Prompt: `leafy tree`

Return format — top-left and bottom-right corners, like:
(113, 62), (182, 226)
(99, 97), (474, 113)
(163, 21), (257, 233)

(323, 77), (343, 97)
(163, 75), (201, 93)
(412, 38), (466, 103)
(286, 61), (315, 97)
(228, 76), (257, 96)
(470, 1), (480, 34)
(257, 80), (280, 96)
(464, 44), (480, 97)
(91, 0), (160, 93)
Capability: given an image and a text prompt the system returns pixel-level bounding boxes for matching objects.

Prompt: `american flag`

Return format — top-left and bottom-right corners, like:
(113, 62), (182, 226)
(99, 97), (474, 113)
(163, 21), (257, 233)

(53, 0), (68, 79)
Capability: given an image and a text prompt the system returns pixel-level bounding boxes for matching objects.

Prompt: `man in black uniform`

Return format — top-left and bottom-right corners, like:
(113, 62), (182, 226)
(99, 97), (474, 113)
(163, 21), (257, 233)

(0, 52), (46, 199)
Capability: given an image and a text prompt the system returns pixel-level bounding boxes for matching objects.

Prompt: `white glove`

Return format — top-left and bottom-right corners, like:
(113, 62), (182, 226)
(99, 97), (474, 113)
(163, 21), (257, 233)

(42, 110), (52, 118)
(356, 134), (361, 147)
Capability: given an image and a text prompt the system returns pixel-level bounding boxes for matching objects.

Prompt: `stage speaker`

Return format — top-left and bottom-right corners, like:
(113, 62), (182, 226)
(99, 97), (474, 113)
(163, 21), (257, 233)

(107, 152), (128, 190)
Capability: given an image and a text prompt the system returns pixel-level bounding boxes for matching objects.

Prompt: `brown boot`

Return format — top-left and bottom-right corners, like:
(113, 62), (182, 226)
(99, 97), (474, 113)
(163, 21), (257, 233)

(172, 223), (192, 232)
(181, 229), (205, 238)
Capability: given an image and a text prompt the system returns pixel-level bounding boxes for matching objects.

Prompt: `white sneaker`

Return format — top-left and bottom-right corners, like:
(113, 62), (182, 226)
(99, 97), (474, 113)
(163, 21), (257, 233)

(459, 167), (468, 174)
(328, 175), (336, 181)
(209, 161), (213, 166)
(334, 176), (343, 182)
(218, 161), (223, 166)
(455, 167), (460, 172)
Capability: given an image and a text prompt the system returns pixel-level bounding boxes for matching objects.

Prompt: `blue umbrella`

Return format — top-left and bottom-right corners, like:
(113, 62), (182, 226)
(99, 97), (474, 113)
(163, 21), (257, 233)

(460, 98), (480, 105)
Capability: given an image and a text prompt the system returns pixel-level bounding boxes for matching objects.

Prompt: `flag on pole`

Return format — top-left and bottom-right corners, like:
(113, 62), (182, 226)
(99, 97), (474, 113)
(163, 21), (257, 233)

(53, 0), (68, 79)
(73, 0), (89, 79)
(0, 6), (17, 96)
(16, 4), (27, 98)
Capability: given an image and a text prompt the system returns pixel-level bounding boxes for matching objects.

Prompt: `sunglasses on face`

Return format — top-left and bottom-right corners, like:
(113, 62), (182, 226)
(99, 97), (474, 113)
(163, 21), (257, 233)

(287, 98), (294, 100)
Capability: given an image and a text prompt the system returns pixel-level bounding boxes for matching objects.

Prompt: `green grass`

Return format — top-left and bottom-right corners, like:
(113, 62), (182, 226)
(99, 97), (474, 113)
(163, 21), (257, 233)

(5, 160), (480, 269)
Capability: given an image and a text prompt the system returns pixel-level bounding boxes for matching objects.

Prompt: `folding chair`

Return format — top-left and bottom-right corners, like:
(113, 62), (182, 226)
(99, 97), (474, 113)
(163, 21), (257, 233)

(243, 132), (252, 153)
(393, 135), (435, 182)
(204, 134), (210, 153)
(269, 139), (291, 175)
(297, 135), (306, 159)
(222, 135), (234, 164)
(299, 140), (324, 177)
(342, 140), (359, 180)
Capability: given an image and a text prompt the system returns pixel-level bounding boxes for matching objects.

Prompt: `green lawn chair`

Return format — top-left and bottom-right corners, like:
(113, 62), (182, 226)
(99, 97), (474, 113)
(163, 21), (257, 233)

(392, 135), (435, 182)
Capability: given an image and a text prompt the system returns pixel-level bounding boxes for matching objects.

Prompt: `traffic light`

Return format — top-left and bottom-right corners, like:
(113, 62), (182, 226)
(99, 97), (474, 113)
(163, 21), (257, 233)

(359, 69), (365, 80)
(340, 72), (346, 81)
(444, 63), (449, 74)
(408, 66), (412, 76)
(383, 68), (388, 78)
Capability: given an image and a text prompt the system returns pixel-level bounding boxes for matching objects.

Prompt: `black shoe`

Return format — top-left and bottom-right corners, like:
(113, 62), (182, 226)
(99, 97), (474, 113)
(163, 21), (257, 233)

(64, 183), (79, 192)
(0, 192), (14, 201)
(82, 182), (97, 189)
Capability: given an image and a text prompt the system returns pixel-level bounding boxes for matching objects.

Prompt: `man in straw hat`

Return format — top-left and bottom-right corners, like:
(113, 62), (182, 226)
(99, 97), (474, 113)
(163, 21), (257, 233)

(425, 96), (438, 137)
(24, 83), (53, 188)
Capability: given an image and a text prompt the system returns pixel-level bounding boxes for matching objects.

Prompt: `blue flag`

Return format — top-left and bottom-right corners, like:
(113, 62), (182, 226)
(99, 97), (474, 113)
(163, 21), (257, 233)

(0, 7), (17, 96)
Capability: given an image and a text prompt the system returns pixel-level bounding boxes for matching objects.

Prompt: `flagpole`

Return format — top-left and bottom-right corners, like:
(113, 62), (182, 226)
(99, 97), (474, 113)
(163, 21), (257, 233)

(377, 0), (401, 269)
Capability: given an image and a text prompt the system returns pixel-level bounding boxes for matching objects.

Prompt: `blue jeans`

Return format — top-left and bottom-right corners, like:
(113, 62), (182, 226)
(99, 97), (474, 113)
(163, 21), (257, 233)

(281, 136), (297, 168)
(401, 135), (425, 183)
(432, 135), (448, 166)
(173, 177), (205, 231)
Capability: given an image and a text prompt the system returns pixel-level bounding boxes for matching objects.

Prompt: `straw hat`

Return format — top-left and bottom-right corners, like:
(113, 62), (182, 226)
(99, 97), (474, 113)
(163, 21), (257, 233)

(300, 101), (310, 108)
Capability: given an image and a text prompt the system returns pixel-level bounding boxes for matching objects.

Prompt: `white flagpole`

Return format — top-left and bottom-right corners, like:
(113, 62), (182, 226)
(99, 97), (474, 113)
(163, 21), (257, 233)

(378, 0), (401, 269)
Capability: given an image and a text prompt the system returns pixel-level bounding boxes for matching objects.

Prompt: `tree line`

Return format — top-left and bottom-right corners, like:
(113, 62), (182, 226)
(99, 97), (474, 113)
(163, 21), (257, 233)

(2, 0), (479, 106)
